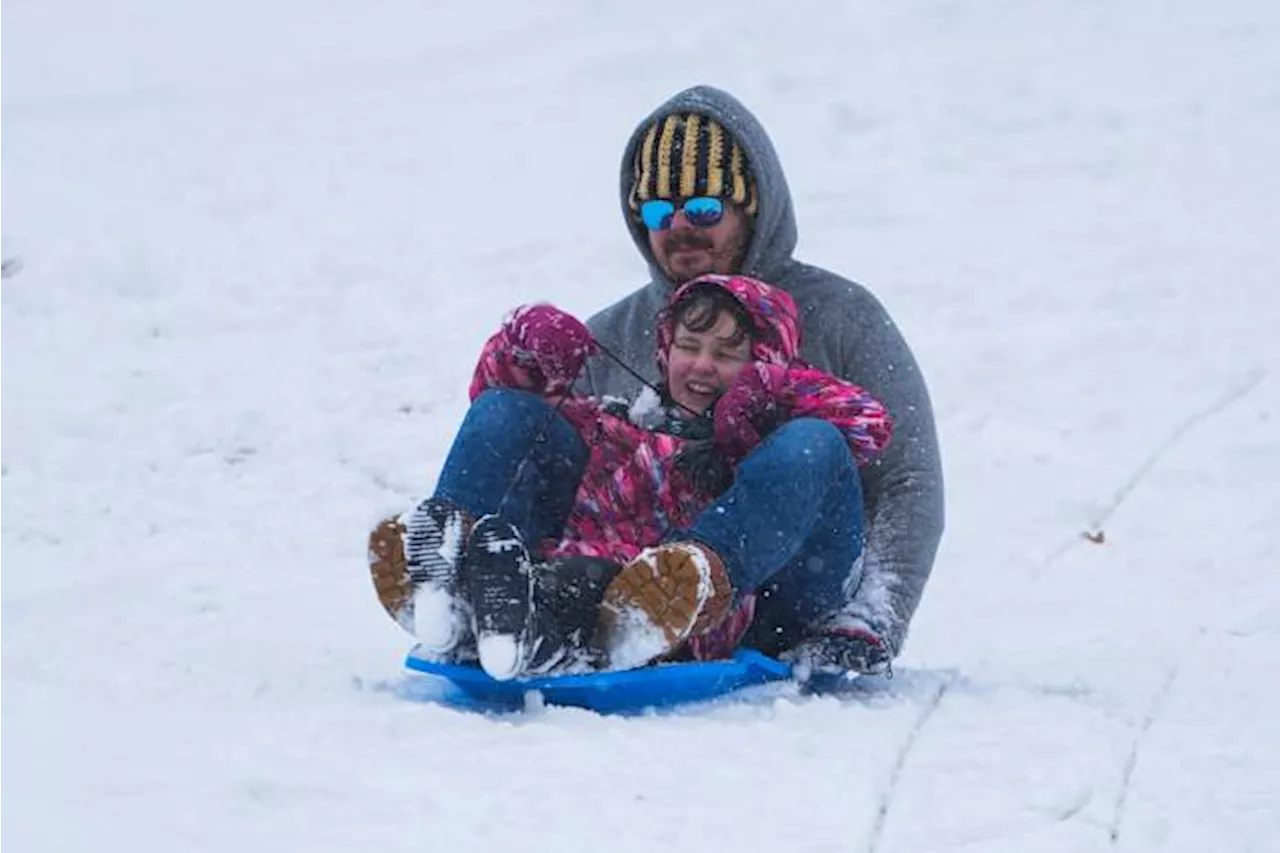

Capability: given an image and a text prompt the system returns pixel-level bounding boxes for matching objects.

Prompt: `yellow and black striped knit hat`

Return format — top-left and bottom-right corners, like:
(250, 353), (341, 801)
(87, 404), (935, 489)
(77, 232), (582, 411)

(628, 113), (759, 217)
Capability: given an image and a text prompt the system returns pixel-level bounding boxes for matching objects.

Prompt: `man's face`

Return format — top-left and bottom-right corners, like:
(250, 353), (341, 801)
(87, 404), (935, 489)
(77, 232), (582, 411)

(647, 201), (751, 284)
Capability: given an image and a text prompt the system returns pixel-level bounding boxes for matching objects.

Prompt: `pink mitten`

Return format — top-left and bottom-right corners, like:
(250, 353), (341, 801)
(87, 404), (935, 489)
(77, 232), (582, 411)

(506, 305), (597, 395)
(712, 362), (789, 461)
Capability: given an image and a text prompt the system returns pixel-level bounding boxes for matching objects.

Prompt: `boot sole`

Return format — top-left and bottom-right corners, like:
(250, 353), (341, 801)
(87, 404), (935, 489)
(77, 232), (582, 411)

(598, 543), (728, 670)
(368, 502), (472, 654)
(368, 517), (413, 630)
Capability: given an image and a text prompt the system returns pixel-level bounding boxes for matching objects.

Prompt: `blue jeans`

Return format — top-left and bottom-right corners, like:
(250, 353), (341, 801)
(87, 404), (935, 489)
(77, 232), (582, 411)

(433, 389), (587, 547)
(678, 418), (865, 653)
(436, 392), (863, 651)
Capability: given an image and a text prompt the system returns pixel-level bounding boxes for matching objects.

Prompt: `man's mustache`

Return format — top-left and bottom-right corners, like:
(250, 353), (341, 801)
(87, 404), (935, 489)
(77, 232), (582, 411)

(663, 230), (713, 253)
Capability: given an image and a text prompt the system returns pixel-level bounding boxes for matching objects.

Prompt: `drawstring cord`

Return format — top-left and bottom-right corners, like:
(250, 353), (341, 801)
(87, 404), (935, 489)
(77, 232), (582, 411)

(591, 340), (707, 420)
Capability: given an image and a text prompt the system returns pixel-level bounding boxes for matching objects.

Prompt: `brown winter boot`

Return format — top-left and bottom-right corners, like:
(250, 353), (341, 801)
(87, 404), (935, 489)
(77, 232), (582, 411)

(596, 541), (734, 671)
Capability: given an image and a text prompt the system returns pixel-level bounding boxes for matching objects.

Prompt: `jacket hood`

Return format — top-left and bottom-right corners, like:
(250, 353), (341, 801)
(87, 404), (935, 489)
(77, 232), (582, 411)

(620, 85), (799, 287)
(656, 274), (801, 377)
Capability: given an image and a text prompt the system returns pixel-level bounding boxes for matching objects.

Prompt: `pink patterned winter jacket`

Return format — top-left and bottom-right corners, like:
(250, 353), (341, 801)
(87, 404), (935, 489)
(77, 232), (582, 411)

(468, 274), (893, 566)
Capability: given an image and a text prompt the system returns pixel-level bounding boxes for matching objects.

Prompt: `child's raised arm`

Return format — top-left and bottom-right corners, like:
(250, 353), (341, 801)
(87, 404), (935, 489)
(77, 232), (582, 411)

(712, 361), (893, 466)
(469, 305), (597, 401)
(782, 365), (893, 466)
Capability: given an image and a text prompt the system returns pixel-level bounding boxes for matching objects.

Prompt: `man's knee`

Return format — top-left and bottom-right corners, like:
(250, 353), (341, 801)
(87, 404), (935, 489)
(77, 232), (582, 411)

(467, 388), (562, 433)
(471, 387), (548, 417)
(466, 388), (587, 472)
(758, 418), (853, 472)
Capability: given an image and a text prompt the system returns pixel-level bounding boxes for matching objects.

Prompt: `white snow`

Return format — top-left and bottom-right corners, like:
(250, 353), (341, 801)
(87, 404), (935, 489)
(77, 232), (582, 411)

(601, 605), (671, 674)
(475, 634), (521, 683)
(627, 384), (666, 427)
(4, 1), (1280, 851)
(409, 584), (460, 654)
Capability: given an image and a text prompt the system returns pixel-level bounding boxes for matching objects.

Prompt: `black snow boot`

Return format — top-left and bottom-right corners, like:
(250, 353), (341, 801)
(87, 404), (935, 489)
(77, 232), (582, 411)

(466, 515), (621, 680)
(522, 556), (622, 676)
(465, 515), (538, 681)
(368, 497), (475, 658)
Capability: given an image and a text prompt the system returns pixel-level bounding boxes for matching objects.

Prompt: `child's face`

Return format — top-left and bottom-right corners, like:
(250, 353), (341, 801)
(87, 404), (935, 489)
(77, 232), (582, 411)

(667, 310), (752, 413)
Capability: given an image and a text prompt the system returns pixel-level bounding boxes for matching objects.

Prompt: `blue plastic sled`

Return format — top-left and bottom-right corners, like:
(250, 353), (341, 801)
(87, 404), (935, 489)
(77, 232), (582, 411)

(404, 646), (793, 713)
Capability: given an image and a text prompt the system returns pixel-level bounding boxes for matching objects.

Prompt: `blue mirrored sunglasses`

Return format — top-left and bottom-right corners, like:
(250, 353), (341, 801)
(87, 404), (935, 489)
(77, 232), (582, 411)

(639, 196), (725, 231)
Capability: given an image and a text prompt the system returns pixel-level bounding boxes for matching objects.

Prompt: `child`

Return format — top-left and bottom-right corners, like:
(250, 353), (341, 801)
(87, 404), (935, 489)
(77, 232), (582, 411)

(368, 274), (892, 679)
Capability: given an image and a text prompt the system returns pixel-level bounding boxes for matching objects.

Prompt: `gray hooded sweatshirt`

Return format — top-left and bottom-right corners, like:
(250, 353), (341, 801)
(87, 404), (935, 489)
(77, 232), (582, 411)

(581, 85), (944, 657)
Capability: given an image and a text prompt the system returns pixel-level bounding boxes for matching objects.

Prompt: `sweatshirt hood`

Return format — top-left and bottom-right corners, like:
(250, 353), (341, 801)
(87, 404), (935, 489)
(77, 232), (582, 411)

(620, 85), (799, 287)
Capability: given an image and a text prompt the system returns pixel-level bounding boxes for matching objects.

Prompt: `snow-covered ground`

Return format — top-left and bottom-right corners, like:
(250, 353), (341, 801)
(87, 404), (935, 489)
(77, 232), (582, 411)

(4, 1), (1279, 850)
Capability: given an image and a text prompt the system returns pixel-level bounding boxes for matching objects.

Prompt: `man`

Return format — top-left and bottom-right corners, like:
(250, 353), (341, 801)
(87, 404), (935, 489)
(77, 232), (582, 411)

(583, 85), (945, 676)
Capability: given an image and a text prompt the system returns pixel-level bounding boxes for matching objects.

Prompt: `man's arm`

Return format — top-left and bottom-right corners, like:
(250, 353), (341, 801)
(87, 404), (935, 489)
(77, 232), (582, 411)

(835, 296), (945, 657)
